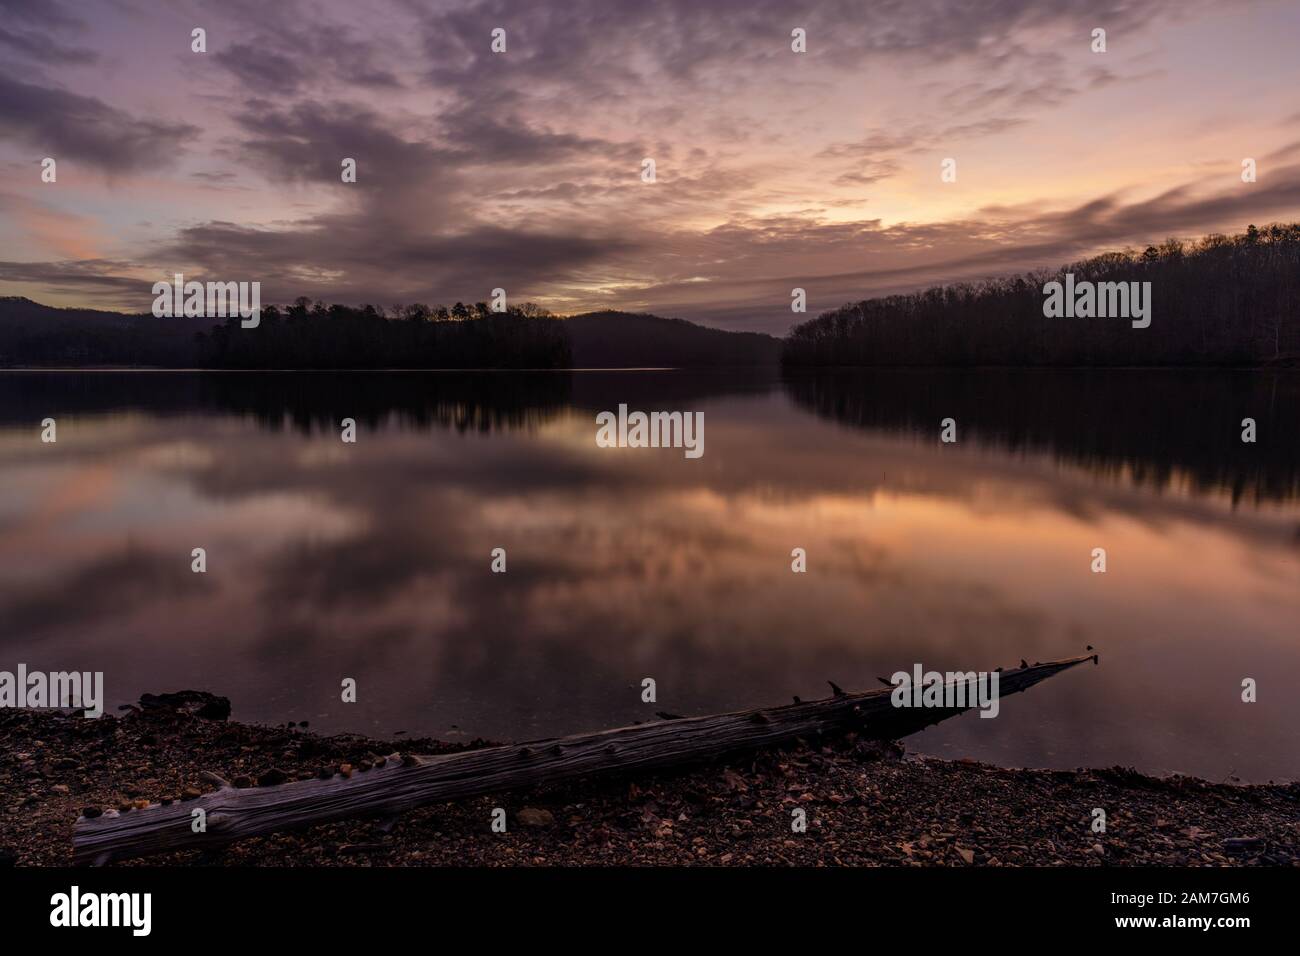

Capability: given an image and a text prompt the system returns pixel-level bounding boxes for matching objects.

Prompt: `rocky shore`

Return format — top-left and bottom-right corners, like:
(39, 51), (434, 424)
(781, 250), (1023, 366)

(2, 695), (1296, 867)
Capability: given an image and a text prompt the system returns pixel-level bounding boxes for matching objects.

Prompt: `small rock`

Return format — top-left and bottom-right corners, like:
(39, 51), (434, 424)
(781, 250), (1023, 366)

(516, 807), (555, 828)
(1223, 837), (1265, 855)
(257, 768), (288, 786)
(137, 690), (231, 720)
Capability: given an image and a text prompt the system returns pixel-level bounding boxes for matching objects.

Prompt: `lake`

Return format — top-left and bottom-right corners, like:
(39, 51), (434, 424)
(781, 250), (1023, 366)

(1, 368), (1297, 782)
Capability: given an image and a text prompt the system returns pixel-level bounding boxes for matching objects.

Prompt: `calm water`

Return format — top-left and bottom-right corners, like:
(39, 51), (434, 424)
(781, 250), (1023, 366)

(1, 369), (1297, 782)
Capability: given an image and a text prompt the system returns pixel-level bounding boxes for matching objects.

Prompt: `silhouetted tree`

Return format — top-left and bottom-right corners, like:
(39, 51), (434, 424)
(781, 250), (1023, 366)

(193, 300), (571, 369)
(783, 223), (1300, 367)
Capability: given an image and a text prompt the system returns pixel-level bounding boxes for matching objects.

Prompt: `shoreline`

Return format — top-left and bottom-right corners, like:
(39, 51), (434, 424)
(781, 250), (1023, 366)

(2, 697), (1296, 867)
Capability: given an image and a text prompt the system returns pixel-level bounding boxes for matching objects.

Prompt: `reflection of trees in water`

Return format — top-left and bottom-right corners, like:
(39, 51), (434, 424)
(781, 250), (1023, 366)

(207, 372), (572, 435)
(12, 368), (1292, 504)
(0, 369), (784, 436)
(0, 371), (572, 435)
(782, 369), (1300, 505)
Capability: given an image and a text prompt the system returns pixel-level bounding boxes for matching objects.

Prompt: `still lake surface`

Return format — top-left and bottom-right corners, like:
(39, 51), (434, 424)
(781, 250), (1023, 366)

(1, 369), (1297, 781)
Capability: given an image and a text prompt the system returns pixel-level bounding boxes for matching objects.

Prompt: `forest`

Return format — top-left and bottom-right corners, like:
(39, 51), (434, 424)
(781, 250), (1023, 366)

(782, 224), (1300, 367)
(0, 297), (780, 369)
(195, 298), (571, 368)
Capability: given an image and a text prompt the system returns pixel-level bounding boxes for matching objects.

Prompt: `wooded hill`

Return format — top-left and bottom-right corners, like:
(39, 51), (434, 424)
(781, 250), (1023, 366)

(0, 297), (779, 369)
(782, 224), (1300, 367)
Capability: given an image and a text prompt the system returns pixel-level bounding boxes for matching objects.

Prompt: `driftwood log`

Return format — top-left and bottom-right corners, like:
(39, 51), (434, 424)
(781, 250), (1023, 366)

(73, 654), (1096, 864)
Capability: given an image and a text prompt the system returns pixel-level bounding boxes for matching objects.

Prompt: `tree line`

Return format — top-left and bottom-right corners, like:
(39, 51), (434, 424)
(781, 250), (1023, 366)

(196, 298), (570, 368)
(782, 224), (1300, 367)
(1, 296), (784, 368)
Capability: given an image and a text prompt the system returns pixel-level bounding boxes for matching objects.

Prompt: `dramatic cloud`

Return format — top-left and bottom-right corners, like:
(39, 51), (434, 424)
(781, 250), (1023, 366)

(0, 72), (198, 173)
(0, 0), (1296, 331)
(213, 25), (401, 95)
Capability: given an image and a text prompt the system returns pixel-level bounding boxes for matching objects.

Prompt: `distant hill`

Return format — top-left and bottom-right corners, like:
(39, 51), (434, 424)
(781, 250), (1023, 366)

(0, 297), (209, 367)
(565, 310), (781, 367)
(0, 298), (781, 369)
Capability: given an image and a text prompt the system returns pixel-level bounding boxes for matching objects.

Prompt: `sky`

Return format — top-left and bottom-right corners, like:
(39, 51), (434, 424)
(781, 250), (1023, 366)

(1, 0), (1298, 335)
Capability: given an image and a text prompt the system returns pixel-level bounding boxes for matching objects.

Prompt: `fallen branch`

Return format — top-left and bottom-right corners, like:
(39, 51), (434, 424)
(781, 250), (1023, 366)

(73, 654), (1096, 864)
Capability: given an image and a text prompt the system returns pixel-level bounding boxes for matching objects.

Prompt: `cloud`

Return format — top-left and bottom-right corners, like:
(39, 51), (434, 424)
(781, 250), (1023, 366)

(0, 72), (198, 173)
(8, 153), (1300, 324)
(0, 26), (98, 63)
(212, 25), (401, 95)
(231, 99), (453, 190)
(397, 0), (1209, 134)
(0, 0), (85, 30)
(0, 0), (96, 66)
(0, 0), (1289, 333)
(150, 216), (644, 309)
(592, 158), (1300, 333)
(0, 257), (151, 307)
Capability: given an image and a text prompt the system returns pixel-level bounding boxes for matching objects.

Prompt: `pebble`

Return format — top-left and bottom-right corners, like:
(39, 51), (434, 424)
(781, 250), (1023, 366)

(1223, 837), (1265, 854)
(516, 807), (555, 828)
(5, 698), (1297, 869)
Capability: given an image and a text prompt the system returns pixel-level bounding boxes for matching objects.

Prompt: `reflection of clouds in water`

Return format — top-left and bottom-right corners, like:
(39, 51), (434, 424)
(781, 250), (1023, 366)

(131, 441), (217, 471)
(0, 377), (1297, 779)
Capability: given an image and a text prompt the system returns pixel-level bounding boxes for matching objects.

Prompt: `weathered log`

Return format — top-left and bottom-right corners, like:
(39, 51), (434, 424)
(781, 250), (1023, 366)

(73, 654), (1096, 863)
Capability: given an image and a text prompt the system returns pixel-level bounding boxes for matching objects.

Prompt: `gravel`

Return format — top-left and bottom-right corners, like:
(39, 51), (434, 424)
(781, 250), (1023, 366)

(2, 699), (1296, 867)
